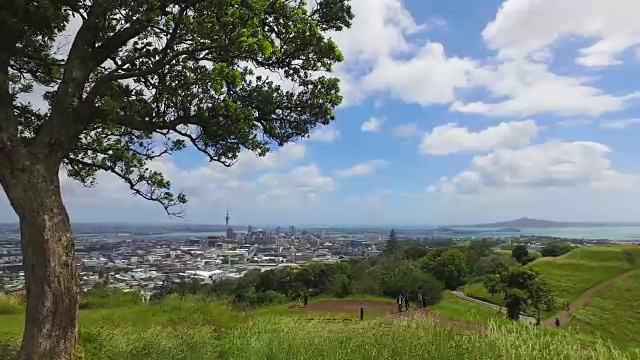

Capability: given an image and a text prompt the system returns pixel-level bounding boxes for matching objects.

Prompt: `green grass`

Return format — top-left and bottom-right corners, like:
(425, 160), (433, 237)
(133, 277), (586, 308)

(431, 292), (505, 323)
(0, 295), (246, 359)
(0, 295), (24, 315)
(463, 282), (505, 305)
(219, 315), (633, 359)
(1, 293), (637, 359)
(569, 269), (640, 353)
(527, 245), (640, 309)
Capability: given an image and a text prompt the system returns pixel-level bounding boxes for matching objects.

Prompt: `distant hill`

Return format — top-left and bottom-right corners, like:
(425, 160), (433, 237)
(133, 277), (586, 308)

(466, 217), (640, 229)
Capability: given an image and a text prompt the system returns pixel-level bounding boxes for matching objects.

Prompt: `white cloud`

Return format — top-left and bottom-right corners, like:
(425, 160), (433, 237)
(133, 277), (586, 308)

(328, 0), (426, 62)
(451, 60), (637, 117)
(558, 119), (595, 128)
(335, 160), (388, 178)
(430, 141), (640, 194)
(361, 117), (384, 132)
(361, 42), (478, 106)
(308, 126), (341, 142)
(257, 164), (335, 196)
(32, 143), (331, 223)
(345, 189), (394, 208)
(392, 123), (420, 138)
(420, 120), (541, 155)
(598, 118), (640, 129)
(483, 0), (640, 67)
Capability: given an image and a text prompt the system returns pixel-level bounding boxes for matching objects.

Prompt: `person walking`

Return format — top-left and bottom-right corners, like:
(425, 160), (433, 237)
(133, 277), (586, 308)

(417, 291), (423, 309)
(403, 291), (410, 312)
(554, 317), (560, 327)
(396, 293), (403, 313)
(303, 292), (308, 307)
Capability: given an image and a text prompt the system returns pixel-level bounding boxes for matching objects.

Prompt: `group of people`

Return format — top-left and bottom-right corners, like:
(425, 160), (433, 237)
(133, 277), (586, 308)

(396, 290), (427, 313)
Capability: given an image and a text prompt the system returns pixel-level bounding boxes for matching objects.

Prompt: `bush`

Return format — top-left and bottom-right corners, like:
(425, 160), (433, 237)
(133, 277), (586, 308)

(541, 242), (575, 257)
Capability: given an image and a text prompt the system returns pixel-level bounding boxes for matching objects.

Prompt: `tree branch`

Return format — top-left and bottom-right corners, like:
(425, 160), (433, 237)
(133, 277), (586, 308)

(66, 156), (186, 217)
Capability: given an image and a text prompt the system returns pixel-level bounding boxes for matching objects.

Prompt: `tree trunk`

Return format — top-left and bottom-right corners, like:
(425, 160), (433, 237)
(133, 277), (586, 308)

(0, 159), (78, 359)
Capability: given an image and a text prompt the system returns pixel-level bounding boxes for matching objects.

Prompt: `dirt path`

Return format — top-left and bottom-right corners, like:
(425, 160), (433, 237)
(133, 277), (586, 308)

(300, 300), (397, 315)
(542, 269), (635, 328)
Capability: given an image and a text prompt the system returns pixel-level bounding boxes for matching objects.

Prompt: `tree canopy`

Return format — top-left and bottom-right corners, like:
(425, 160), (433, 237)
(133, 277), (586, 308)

(0, 1), (354, 358)
(1, 0), (353, 214)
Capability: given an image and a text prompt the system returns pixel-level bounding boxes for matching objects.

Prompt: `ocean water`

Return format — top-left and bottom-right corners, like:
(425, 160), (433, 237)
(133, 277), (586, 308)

(448, 226), (640, 241)
(520, 226), (640, 241)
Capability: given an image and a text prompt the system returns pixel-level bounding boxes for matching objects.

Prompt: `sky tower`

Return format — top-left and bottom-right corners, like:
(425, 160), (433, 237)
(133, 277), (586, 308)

(225, 206), (234, 240)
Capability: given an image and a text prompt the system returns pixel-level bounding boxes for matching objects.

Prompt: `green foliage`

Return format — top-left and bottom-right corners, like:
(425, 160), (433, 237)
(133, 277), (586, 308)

(383, 229), (401, 259)
(472, 254), (512, 277)
(512, 244), (529, 264)
(541, 242), (575, 257)
(377, 260), (443, 303)
(499, 268), (554, 324)
(504, 288), (527, 321)
(2, 0), (354, 214)
(421, 247), (470, 290)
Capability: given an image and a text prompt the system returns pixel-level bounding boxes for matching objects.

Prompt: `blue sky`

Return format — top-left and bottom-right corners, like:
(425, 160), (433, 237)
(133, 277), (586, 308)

(2, 0), (640, 226)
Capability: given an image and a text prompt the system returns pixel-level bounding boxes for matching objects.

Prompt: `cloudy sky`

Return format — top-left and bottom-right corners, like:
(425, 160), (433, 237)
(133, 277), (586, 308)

(3, 0), (640, 226)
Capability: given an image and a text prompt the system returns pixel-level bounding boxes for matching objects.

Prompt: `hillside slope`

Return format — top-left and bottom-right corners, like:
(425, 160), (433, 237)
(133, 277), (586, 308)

(527, 245), (640, 309)
(568, 269), (640, 352)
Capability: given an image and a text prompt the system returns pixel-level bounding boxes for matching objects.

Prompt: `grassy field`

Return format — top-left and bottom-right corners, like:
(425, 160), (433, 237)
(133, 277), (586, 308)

(220, 315), (631, 360)
(568, 269), (640, 353)
(527, 245), (640, 309)
(1, 293), (638, 359)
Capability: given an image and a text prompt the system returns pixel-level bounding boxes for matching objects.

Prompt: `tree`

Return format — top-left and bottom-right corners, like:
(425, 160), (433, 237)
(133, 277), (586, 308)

(498, 268), (553, 324)
(383, 229), (401, 259)
(540, 242), (574, 257)
(512, 244), (529, 264)
(421, 247), (470, 290)
(0, 2), (353, 358)
(472, 255), (511, 277)
(504, 288), (527, 321)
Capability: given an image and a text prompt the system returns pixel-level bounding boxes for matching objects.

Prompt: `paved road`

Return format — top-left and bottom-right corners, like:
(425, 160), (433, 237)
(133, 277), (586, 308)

(449, 291), (537, 324)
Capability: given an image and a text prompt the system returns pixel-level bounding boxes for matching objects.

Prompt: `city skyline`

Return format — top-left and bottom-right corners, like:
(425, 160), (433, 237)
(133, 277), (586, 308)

(3, 0), (640, 224)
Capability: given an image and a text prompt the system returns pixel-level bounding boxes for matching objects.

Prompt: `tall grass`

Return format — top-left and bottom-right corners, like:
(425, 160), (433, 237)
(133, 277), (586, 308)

(219, 315), (632, 360)
(0, 294), (23, 315)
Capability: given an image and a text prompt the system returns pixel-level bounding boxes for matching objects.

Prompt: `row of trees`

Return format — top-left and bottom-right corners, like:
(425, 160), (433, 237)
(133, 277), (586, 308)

(154, 232), (524, 310)
(153, 258), (445, 308)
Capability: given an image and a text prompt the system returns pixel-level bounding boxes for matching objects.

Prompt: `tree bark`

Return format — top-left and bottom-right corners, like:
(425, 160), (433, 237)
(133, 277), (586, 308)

(0, 156), (78, 360)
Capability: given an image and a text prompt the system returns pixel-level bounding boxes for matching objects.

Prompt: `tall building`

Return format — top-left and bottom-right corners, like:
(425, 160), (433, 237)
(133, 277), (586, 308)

(289, 225), (296, 236)
(225, 207), (234, 240)
(276, 226), (281, 235)
(247, 225), (253, 234)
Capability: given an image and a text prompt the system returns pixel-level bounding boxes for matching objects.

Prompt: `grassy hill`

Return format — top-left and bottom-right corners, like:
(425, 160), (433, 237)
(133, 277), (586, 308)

(568, 269), (640, 352)
(527, 245), (640, 309)
(1, 293), (635, 359)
